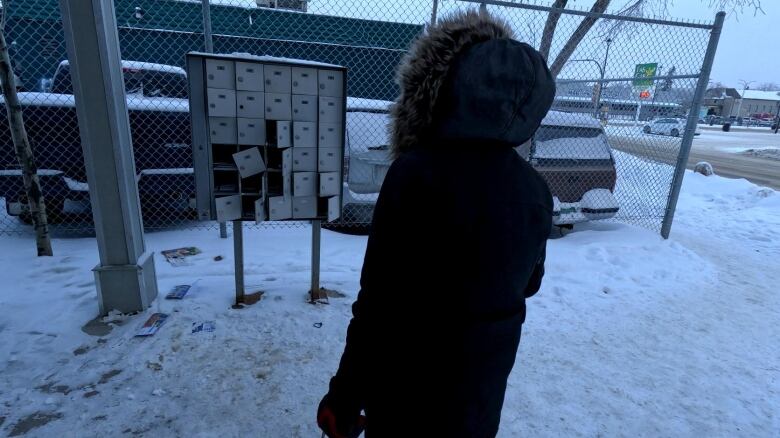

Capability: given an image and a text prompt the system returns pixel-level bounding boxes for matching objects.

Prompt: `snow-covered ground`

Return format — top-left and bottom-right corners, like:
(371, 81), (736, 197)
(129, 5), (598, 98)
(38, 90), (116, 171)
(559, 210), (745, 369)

(0, 171), (778, 437)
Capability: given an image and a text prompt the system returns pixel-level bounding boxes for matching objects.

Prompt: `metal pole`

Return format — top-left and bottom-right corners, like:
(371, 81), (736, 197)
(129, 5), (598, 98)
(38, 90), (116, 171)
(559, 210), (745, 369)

(201, 0), (224, 239)
(661, 11), (725, 239)
(201, 0), (214, 53)
(774, 102), (779, 134)
(650, 65), (662, 118)
(310, 220), (322, 301)
(59, 0), (158, 314)
(430, 0), (439, 26)
(233, 220), (244, 305)
(595, 38), (612, 118)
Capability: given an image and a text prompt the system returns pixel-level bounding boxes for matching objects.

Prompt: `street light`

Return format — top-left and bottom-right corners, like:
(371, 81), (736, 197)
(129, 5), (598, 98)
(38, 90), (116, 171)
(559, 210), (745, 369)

(569, 38), (613, 118)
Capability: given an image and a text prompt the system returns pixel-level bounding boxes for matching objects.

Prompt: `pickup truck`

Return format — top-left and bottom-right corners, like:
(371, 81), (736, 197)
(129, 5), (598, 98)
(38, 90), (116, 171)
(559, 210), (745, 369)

(0, 60), (194, 223)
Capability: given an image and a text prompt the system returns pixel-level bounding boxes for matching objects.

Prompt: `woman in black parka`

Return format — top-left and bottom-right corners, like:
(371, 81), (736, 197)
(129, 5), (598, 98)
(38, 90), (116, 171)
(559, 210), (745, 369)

(318, 10), (555, 438)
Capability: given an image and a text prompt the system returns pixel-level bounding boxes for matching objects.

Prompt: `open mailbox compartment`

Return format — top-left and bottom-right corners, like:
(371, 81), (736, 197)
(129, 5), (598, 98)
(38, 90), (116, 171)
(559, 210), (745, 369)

(187, 52), (346, 223)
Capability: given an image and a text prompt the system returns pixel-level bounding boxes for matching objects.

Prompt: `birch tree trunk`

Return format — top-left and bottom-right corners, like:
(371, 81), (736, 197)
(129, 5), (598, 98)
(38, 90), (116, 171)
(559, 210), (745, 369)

(0, 29), (53, 256)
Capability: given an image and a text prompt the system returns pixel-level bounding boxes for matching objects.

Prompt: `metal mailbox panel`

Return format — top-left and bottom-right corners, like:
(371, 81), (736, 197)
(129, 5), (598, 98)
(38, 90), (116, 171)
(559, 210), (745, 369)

(206, 58), (235, 89)
(215, 194), (242, 222)
(277, 121), (292, 148)
(232, 147), (266, 178)
(291, 67), (318, 95)
(209, 117), (237, 144)
(254, 197), (266, 223)
(318, 147), (341, 172)
(292, 196), (318, 218)
(292, 94), (318, 122)
(237, 118), (266, 145)
(328, 196), (341, 222)
(236, 61), (264, 91)
(318, 123), (341, 148)
(318, 96), (343, 123)
(268, 196), (292, 220)
(264, 65), (292, 93)
(318, 69), (344, 97)
(293, 172), (317, 196)
(282, 172), (292, 197)
(292, 148), (317, 172)
(282, 148), (293, 175)
(207, 88), (237, 117)
(236, 91), (265, 118)
(319, 172), (340, 196)
(292, 121), (316, 148)
(265, 92), (292, 120)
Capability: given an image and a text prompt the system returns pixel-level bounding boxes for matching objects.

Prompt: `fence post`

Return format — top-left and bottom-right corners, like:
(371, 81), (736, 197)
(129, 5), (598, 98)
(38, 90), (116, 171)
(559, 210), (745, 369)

(201, 0), (226, 239)
(202, 0), (214, 53)
(310, 219), (321, 301)
(59, 0), (159, 314)
(661, 11), (725, 239)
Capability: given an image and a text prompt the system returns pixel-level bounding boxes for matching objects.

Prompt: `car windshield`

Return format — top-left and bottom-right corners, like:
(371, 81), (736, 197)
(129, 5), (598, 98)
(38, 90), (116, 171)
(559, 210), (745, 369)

(346, 111), (390, 152)
(532, 125), (612, 160)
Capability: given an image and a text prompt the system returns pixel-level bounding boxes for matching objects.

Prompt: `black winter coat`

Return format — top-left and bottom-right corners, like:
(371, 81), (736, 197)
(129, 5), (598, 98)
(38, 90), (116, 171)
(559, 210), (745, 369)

(324, 11), (556, 438)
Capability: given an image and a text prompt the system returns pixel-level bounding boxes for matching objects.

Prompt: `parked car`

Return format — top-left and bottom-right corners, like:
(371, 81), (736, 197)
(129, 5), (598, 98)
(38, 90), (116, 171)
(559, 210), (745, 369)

(528, 111), (619, 226)
(333, 105), (620, 232)
(643, 118), (700, 136)
(0, 60), (192, 223)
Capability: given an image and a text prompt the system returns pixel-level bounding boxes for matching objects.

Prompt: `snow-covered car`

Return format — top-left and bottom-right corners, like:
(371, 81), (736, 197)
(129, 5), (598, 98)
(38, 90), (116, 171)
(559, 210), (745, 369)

(527, 111), (619, 226)
(334, 97), (394, 229)
(332, 104), (619, 231)
(643, 118), (700, 136)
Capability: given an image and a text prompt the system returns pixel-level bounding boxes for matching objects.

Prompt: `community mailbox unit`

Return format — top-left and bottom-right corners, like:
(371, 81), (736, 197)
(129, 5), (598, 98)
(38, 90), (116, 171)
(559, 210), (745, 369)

(186, 52), (346, 223)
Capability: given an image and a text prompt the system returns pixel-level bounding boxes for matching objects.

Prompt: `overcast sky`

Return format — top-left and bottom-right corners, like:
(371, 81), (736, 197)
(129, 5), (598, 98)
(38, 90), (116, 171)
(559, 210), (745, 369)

(666, 1), (777, 88)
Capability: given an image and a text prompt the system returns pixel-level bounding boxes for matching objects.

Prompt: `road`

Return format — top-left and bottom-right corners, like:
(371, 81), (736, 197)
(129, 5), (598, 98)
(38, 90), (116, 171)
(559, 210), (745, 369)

(608, 127), (780, 190)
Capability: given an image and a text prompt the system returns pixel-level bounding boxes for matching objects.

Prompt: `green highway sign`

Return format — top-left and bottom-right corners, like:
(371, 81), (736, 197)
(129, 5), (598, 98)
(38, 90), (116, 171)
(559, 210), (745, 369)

(633, 63), (658, 88)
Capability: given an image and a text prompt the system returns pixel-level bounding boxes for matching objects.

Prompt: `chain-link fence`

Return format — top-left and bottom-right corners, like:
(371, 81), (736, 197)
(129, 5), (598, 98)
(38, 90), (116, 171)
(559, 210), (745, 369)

(0, 0), (720, 236)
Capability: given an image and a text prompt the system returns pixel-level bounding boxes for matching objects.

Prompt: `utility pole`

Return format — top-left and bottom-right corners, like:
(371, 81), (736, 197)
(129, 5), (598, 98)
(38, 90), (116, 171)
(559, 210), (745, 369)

(733, 79), (754, 120)
(649, 65), (669, 119)
(775, 101), (779, 134)
(597, 38), (612, 118)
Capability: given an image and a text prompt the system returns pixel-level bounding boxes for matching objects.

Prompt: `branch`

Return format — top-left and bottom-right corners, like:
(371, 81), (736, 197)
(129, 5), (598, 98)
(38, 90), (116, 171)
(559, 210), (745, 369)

(538, 0), (568, 61)
(549, 0), (612, 77)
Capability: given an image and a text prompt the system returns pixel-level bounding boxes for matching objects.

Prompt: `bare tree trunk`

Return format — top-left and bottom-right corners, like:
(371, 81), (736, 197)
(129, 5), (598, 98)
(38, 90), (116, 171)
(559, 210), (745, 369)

(538, 0), (569, 61)
(0, 30), (53, 256)
(548, 0), (612, 77)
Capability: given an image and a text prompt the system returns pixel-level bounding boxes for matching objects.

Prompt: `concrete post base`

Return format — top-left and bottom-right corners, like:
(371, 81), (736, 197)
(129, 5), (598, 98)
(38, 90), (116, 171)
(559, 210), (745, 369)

(94, 251), (158, 315)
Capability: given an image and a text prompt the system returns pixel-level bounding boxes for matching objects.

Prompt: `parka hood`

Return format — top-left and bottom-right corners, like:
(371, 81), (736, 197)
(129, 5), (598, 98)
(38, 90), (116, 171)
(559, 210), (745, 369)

(390, 10), (555, 157)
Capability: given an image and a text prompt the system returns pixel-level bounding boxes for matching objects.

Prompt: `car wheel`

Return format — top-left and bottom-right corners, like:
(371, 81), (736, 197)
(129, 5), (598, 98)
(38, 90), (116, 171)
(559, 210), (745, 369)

(643, 125), (651, 133)
(671, 128), (680, 137)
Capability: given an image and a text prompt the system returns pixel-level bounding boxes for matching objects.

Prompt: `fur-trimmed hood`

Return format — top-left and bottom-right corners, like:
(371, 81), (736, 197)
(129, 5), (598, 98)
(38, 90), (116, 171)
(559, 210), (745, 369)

(390, 10), (555, 158)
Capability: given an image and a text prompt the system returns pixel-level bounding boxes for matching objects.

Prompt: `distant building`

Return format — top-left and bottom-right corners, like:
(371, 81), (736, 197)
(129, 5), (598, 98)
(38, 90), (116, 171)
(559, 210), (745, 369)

(704, 87), (780, 118)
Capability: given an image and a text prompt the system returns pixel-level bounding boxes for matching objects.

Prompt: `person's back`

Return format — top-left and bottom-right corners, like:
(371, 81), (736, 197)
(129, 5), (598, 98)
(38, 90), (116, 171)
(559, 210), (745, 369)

(318, 10), (555, 438)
